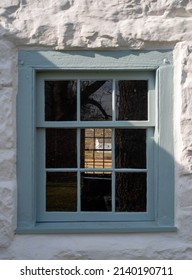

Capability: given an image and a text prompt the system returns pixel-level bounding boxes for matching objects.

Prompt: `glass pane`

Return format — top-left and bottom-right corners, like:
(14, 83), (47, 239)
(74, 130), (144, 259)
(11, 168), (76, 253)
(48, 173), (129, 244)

(80, 80), (112, 121)
(46, 172), (77, 212)
(81, 128), (112, 169)
(116, 80), (148, 120)
(81, 173), (112, 211)
(85, 128), (94, 137)
(46, 129), (77, 168)
(45, 81), (77, 121)
(115, 129), (146, 168)
(116, 172), (147, 212)
(83, 151), (112, 169)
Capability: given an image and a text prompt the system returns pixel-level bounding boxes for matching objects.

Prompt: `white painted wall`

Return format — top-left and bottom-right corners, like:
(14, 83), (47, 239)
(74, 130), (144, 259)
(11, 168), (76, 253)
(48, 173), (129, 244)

(1, 0), (192, 259)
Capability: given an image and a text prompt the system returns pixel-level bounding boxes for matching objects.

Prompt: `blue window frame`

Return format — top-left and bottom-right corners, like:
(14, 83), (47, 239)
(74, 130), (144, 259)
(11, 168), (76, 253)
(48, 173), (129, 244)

(17, 51), (176, 233)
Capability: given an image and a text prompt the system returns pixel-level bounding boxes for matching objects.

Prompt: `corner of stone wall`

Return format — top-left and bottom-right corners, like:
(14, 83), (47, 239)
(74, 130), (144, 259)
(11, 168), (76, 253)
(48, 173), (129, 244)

(173, 41), (192, 241)
(0, 38), (17, 248)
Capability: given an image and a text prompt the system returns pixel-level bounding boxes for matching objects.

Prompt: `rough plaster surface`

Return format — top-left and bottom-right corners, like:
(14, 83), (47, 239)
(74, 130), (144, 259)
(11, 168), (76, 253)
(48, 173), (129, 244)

(1, 0), (192, 49)
(1, 0), (192, 259)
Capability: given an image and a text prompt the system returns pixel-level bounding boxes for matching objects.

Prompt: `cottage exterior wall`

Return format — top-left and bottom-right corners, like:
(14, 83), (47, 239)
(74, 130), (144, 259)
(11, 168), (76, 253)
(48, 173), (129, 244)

(1, 0), (192, 259)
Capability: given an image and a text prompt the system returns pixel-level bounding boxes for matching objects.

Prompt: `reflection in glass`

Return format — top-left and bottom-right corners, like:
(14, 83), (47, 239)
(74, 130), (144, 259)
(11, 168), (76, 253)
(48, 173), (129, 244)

(80, 80), (112, 121)
(81, 173), (112, 211)
(46, 172), (77, 212)
(46, 129), (77, 168)
(115, 129), (146, 168)
(81, 128), (112, 169)
(116, 80), (148, 120)
(116, 172), (146, 212)
(45, 81), (77, 121)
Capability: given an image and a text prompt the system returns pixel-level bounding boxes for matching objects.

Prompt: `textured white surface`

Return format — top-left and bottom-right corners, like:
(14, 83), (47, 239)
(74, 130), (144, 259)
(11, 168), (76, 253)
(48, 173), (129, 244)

(0, 0), (192, 48)
(1, 0), (192, 259)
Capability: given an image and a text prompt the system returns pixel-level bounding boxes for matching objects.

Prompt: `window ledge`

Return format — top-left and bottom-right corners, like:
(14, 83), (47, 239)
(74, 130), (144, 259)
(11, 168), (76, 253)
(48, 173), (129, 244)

(16, 222), (177, 234)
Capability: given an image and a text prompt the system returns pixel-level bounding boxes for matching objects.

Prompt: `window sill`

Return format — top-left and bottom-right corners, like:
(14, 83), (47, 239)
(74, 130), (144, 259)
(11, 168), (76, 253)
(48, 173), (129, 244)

(16, 222), (177, 234)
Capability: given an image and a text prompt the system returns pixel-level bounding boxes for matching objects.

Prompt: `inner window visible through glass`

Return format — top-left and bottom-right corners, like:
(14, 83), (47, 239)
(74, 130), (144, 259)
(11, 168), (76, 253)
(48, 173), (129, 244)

(81, 128), (112, 169)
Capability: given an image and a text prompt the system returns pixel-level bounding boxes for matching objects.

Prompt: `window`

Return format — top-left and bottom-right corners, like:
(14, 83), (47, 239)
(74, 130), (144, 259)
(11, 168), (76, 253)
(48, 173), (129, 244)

(17, 51), (175, 232)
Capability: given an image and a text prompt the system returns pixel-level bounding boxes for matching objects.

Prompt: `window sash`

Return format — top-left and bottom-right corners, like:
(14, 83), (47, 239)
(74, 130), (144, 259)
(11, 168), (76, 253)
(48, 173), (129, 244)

(36, 71), (155, 127)
(36, 70), (155, 222)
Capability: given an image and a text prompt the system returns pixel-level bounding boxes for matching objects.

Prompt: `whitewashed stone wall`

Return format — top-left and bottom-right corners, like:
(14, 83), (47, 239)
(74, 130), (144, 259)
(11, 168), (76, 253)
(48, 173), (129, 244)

(1, 0), (192, 259)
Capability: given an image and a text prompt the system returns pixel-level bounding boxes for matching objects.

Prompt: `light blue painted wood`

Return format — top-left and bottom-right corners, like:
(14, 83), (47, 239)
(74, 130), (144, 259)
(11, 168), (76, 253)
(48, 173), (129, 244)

(45, 168), (148, 173)
(17, 50), (175, 233)
(157, 65), (174, 226)
(36, 128), (46, 222)
(19, 50), (173, 70)
(146, 128), (155, 218)
(37, 212), (154, 223)
(36, 121), (155, 128)
(17, 67), (36, 228)
(16, 222), (177, 234)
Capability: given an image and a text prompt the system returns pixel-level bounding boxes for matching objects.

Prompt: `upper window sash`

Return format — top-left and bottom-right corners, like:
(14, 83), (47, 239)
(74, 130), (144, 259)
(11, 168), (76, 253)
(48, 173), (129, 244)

(36, 71), (155, 127)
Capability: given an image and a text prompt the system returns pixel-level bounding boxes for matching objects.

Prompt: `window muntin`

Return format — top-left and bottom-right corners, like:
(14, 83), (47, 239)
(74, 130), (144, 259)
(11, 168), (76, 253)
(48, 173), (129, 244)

(36, 72), (155, 222)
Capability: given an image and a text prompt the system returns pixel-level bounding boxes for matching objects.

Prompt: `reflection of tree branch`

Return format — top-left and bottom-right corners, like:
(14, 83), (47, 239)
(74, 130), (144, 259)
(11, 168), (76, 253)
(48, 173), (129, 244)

(81, 81), (106, 104)
(87, 98), (111, 119)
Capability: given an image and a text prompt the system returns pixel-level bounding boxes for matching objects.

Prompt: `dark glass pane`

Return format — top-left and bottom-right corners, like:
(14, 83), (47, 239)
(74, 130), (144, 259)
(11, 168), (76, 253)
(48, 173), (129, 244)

(46, 129), (77, 168)
(45, 81), (77, 121)
(116, 80), (148, 120)
(80, 80), (112, 121)
(116, 172), (147, 212)
(81, 173), (112, 211)
(46, 172), (77, 212)
(115, 129), (146, 168)
(81, 128), (112, 169)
